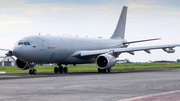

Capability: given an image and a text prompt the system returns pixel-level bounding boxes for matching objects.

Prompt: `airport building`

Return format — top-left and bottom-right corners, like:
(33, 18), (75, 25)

(0, 56), (16, 67)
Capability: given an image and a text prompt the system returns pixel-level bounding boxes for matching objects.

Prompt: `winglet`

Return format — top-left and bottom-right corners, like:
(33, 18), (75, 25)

(111, 6), (127, 39)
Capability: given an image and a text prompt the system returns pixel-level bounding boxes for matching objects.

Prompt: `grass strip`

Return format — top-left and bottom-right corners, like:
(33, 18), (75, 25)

(0, 63), (180, 74)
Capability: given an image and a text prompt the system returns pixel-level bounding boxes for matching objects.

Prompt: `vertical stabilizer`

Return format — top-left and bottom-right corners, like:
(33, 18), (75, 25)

(111, 6), (127, 39)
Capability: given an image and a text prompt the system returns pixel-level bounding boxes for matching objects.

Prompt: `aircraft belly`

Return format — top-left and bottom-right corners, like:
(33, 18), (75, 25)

(62, 56), (95, 64)
(34, 49), (72, 63)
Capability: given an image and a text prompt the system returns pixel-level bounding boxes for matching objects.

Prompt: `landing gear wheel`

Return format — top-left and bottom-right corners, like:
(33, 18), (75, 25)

(102, 69), (107, 73)
(29, 69), (37, 75)
(54, 67), (58, 73)
(63, 67), (68, 73)
(59, 67), (63, 73)
(29, 69), (33, 75)
(98, 68), (102, 73)
(33, 69), (37, 75)
(28, 62), (37, 75)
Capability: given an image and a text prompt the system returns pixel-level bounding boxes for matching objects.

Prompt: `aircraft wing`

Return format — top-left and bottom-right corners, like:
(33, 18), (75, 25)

(0, 49), (12, 51)
(0, 49), (13, 56)
(72, 44), (180, 57)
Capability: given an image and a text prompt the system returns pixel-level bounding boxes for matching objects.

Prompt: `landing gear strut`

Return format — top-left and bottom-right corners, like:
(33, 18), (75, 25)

(29, 63), (37, 75)
(54, 64), (68, 73)
(59, 66), (63, 73)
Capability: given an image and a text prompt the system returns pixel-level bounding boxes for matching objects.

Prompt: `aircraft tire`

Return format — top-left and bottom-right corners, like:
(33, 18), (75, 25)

(98, 68), (102, 73)
(29, 69), (37, 75)
(33, 69), (37, 75)
(108, 68), (111, 73)
(59, 67), (63, 73)
(63, 67), (68, 73)
(29, 69), (33, 75)
(102, 69), (107, 73)
(54, 67), (58, 73)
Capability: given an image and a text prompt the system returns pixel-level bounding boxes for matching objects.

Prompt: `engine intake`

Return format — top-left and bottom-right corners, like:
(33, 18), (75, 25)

(96, 54), (116, 69)
(16, 59), (31, 70)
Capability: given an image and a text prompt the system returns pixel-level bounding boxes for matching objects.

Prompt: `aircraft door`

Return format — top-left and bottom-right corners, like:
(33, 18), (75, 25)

(36, 38), (44, 50)
(59, 38), (66, 50)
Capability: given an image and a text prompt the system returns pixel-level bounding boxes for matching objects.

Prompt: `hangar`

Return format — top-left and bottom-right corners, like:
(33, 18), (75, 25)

(0, 56), (15, 67)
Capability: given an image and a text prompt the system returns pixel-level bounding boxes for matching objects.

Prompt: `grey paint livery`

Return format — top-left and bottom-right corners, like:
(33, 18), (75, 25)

(13, 35), (125, 64)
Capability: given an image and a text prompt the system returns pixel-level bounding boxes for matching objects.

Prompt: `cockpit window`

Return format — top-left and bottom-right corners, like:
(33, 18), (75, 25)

(17, 42), (31, 45)
(28, 42), (30, 45)
(24, 42), (30, 45)
(18, 42), (24, 45)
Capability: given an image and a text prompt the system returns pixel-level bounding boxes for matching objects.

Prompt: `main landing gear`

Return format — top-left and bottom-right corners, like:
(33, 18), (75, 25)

(54, 65), (68, 73)
(98, 68), (111, 73)
(29, 63), (37, 75)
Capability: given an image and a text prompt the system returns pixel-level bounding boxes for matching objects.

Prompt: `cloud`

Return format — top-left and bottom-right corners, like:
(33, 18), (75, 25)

(126, 0), (180, 22)
(0, 0), (17, 5)
(0, 14), (31, 26)
(0, 0), (43, 15)
(49, 6), (79, 12)
(22, 4), (43, 15)
(170, 11), (180, 15)
(127, 1), (162, 10)
(0, 5), (42, 15)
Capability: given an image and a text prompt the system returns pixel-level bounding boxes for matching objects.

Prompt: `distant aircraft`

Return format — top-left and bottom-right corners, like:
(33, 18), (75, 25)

(1, 6), (180, 75)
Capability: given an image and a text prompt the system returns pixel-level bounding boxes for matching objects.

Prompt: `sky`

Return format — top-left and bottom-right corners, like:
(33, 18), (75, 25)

(0, 0), (180, 62)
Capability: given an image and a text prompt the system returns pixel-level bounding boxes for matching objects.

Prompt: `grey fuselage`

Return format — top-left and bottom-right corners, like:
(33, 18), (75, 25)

(13, 35), (125, 64)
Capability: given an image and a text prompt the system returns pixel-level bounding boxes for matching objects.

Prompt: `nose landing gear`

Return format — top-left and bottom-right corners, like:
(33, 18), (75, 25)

(54, 64), (68, 73)
(29, 62), (37, 75)
(29, 69), (37, 75)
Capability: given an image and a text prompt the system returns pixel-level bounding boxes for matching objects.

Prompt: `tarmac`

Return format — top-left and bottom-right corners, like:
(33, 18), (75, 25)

(0, 68), (180, 101)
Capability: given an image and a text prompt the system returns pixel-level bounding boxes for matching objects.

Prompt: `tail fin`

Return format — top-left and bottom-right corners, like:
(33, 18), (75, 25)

(111, 6), (127, 39)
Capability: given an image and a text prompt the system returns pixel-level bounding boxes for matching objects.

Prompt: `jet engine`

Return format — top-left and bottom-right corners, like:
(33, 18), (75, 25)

(16, 59), (31, 70)
(95, 54), (116, 69)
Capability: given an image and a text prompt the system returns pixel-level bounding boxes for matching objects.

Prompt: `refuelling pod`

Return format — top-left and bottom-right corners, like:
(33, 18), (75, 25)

(163, 48), (175, 53)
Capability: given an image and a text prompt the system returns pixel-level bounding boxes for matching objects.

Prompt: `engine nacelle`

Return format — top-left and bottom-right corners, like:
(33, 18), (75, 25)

(164, 48), (175, 53)
(16, 59), (31, 70)
(96, 54), (116, 69)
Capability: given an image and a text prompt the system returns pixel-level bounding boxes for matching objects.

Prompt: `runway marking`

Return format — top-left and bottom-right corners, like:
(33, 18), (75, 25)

(118, 90), (180, 101)
(0, 71), (6, 74)
(0, 76), (22, 77)
(0, 75), (48, 78)
(29, 75), (47, 76)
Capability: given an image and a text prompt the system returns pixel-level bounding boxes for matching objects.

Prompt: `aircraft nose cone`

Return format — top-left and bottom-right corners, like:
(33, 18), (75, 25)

(13, 47), (20, 57)
(13, 46), (23, 59)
